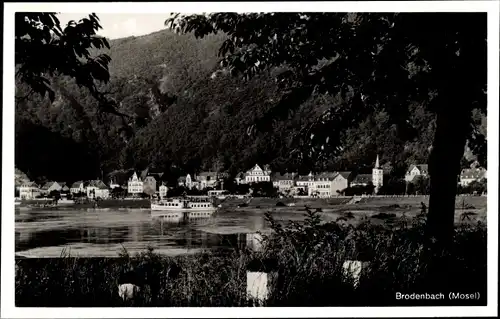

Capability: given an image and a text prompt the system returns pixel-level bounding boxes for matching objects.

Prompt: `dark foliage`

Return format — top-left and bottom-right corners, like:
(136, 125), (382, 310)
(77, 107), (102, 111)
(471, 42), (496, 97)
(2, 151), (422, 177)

(15, 14), (485, 187)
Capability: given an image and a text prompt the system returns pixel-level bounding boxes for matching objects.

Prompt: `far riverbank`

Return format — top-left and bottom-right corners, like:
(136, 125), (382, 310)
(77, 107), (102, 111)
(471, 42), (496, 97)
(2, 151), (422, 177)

(15, 195), (486, 213)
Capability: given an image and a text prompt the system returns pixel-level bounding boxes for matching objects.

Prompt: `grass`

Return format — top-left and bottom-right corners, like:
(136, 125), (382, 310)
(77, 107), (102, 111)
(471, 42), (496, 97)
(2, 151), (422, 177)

(15, 209), (487, 307)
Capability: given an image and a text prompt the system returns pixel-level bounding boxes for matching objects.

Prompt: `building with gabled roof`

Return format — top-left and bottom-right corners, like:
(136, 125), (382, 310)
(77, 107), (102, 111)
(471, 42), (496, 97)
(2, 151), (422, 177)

(245, 164), (271, 183)
(143, 175), (157, 196)
(159, 183), (168, 198)
(40, 181), (62, 194)
(296, 172), (315, 191)
(19, 181), (40, 199)
(272, 172), (297, 191)
(86, 180), (110, 199)
(338, 171), (354, 181)
(308, 171), (350, 197)
(128, 172), (143, 195)
(460, 167), (486, 186)
(70, 181), (86, 194)
(140, 167), (165, 182)
(405, 164), (429, 182)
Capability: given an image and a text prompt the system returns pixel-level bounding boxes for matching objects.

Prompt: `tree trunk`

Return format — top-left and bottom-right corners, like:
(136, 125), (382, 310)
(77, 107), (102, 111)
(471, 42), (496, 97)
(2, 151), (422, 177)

(426, 110), (469, 250)
(422, 107), (470, 292)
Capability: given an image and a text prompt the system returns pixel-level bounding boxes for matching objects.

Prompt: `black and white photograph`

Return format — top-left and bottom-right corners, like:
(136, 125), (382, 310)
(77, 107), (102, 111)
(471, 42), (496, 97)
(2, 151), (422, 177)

(2, 1), (498, 318)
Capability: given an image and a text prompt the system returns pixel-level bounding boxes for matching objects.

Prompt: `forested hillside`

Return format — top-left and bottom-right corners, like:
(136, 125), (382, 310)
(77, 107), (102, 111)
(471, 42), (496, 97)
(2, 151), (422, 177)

(14, 28), (485, 185)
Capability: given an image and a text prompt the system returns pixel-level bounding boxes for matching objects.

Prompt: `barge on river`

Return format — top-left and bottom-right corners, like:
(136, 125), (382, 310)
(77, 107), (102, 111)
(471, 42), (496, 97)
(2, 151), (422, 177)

(151, 196), (217, 213)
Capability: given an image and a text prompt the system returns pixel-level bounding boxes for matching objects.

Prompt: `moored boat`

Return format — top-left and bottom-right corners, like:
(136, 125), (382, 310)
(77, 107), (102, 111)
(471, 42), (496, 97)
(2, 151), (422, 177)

(151, 196), (217, 212)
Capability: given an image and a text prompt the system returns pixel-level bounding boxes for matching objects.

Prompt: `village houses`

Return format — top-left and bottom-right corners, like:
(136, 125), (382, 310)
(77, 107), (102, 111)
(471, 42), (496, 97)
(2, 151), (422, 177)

(140, 168), (164, 182)
(272, 172), (297, 192)
(405, 164), (429, 182)
(86, 180), (110, 199)
(159, 183), (168, 198)
(70, 181), (86, 194)
(460, 167), (487, 186)
(19, 181), (40, 199)
(143, 175), (157, 195)
(128, 172), (144, 194)
(308, 172), (351, 197)
(177, 171), (226, 190)
(15, 151), (488, 202)
(40, 181), (63, 195)
(295, 173), (315, 193)
(244, 164), (271, 183)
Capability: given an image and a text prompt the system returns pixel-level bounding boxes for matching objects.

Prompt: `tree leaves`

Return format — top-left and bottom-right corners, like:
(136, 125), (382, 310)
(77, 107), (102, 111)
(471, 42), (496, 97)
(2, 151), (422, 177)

(15, 12), (113, 106)
(167, 12), (487, 171)
(15, 16), (486, 185)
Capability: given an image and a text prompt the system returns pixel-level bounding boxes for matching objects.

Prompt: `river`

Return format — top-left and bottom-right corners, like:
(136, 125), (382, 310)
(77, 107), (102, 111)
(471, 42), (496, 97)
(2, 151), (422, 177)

(15, 196), (486, 258)
(15, 207), (321, 258)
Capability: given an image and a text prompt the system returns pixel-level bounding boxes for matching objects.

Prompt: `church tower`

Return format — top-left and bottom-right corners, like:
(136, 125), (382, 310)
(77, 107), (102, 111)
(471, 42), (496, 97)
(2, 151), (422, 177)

(372, 154), (384, 194)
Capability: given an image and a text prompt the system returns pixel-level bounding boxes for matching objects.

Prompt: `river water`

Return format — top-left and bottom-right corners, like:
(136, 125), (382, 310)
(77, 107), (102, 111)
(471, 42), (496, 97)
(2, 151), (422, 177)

(15, 207), (329, 258)
(15, 196), (486, 258)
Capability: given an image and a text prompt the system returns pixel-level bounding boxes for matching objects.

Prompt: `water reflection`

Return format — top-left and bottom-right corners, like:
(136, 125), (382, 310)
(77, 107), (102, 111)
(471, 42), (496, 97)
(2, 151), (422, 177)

(15, 208), (276, 257)
(15, 207), (341, 257)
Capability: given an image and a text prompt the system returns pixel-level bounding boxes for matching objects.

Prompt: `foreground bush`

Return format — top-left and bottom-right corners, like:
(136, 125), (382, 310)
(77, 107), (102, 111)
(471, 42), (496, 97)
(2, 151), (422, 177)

(15, 210), (487, 307)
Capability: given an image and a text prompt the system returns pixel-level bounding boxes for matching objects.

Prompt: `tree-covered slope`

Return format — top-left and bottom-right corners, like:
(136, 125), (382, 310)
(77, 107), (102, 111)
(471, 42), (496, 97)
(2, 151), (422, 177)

(15, 27), (483, 184)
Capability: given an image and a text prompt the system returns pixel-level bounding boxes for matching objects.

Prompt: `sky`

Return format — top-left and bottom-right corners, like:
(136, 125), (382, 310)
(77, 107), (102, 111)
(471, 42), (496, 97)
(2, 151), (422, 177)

(56, 13), (169, 39)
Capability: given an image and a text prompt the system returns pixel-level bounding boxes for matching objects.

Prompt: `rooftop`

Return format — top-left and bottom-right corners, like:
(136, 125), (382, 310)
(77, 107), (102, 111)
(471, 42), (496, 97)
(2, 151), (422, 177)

(460, 168), (486, 179)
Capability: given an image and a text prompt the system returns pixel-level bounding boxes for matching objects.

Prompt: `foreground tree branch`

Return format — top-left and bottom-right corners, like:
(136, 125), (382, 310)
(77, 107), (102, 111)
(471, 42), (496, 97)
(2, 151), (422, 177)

(166, 12), (487, 254)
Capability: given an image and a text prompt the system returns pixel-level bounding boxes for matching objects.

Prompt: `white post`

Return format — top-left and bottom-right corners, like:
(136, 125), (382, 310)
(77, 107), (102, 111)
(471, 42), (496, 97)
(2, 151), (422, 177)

(246, 271), (277, 305)
(342, 260), (370, 288)
(246, 232), (264, 252)
(118, 283), (141, 301)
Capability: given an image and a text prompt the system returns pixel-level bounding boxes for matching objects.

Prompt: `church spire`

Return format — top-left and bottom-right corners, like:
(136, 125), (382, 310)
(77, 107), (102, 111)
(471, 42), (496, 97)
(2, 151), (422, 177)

(375, 154), (380, 169)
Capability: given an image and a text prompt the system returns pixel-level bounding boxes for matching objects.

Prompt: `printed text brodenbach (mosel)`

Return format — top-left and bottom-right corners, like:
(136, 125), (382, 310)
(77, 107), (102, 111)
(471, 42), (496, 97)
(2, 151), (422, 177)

(396, 292), (481, 300)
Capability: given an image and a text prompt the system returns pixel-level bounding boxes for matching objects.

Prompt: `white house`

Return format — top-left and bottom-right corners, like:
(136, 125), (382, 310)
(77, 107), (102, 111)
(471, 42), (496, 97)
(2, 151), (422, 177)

(159, 184), (168, 198)
(405, 164), (429, 182)
(308, 172), (344, 197)
(272, 172), (297, 192)
(86, 180), (110, 199)
(460, 168), (487, 186)
(70, 181), (86, 194)
(128, 172), (144, 194)
(40, 181), (62, 194)
(331, 172), (351, 195)
(245, 164), (271, 183)
(296, 172), (315, 193)
(19, 182), (40, 199)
